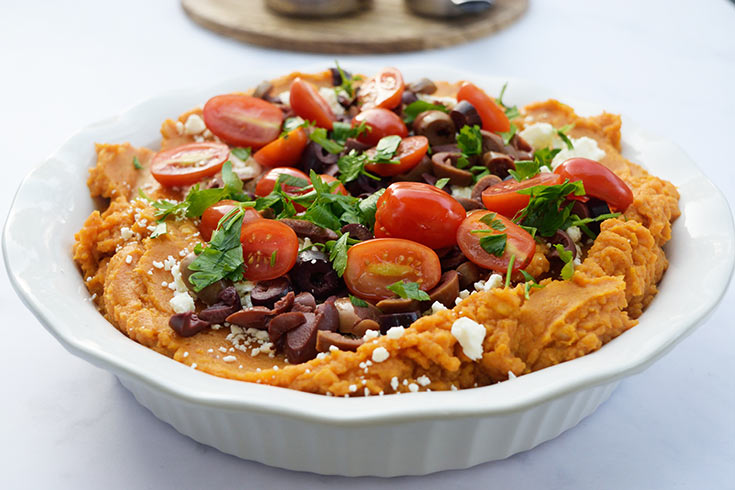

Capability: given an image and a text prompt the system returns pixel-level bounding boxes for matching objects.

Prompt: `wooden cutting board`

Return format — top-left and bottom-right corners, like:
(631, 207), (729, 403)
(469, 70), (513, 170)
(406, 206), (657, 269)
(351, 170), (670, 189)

(181, 0), (528, 54)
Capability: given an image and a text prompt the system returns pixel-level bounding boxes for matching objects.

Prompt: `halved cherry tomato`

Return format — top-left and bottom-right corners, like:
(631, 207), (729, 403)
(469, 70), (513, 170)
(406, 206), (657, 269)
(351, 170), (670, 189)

(481, 173), (563, 218)
(202, 94), (283, 148)
(352, 108), (408, 146)
(199, 200), (262, 242)
(319, 174), (349, 196)
(456, 211), (536, 274)
(457, 83), (510, 133)
(343, 238), (441, 301)
(151, 142), (230, 187)
(554, 158), (634, 211)
(364, 135), (429, 177)
(254, 167), (310, 197)
(240, 220), (299, 281)
(357, 67), (405, 110)
(289, 78), (336, 130)
(253, 127), (308, 168)
(376, 182), (465, 249)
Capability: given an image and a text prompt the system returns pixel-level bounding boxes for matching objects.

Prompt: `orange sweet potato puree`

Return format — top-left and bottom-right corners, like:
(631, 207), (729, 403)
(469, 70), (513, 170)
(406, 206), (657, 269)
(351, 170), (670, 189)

(73, 72), (679, 396)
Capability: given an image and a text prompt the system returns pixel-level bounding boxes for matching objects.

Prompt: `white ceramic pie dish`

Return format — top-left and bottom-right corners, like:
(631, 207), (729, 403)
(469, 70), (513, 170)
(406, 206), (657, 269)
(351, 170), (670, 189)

(4, 65), (733, 477)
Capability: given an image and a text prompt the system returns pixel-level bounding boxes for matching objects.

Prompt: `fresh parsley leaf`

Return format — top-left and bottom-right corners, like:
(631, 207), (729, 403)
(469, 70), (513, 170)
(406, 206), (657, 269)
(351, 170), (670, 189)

(386, 280), (430, 301)
(479, 212), (507, 231)
(276, 173), (310, 190)
(357, 188), (385, 229)
(520, 270), (544, 299)
(326, 232), (351, 277)
(149, 222), (166, 238)
(570, 212), (621, 227)
(332, 121), (369, 145)
(504, 254), (516, 288)
(310, 127), (344, 154)
(479, 233), (507, 257)
(495, 82), (520, 120)
(435, 177), (450, 189)
(508, 148), (562, 182)
(132, 156), (143, 170)
(349, 294), (368, 307)
(498, 123), (517, 146)
(533, 147), (561, 169)
(556, 124), (575, 150)
(373, 135), (401, 163)
(337, 150), (379, 184)
(402, 100), (448, 124)
(188, 209), (244, 291)
(514, 180), (586, 237)
(334, 61), (356, 98)
(456, 125), (483, 156)
(456, 154), (470, 169)
(270, 250), (277, 268)
(554, 244), (575, 280)
(230, 147), (252, 160)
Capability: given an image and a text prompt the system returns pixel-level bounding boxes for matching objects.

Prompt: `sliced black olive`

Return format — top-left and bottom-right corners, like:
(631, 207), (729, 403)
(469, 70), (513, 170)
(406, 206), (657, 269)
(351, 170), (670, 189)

(402, 91), (418, 105)
(340, 223), (373, 241)
(482, 152), (515, 178)
(413, 110), (456, 147)
(250, 277), (291, 308)
(290, 250), (341, 300)
(450, 100), (482, 129)
(471, 174), (503, 201)
(378, 312), (420, 333)
(407, 78), (437, 95)
(299, 141), (338, 175)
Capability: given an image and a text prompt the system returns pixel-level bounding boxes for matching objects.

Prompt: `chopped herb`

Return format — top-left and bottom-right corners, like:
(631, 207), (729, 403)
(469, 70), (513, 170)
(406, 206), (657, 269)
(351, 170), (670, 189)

(402, 100), (448, 124)
(337, 150), (380, 184)
(310, 127), (344, 154)
(479, 212), (506, 231)
(479, 233), (507, 257)
(520, 270), (544, 299)
(334, 61), (357, 98)
(149, 222), (167, 238)
(496, 82), (520, 120)
(498, 123), (517, 145)
(569, 212), (621, 227)
(372, 135), (401, 164)
(456, 154), (470, 169)
(456, 125), (483, 156)
(513, 180), (586, 237)
(508, 148), (561, 181)
(554, 244), (575, 280)
(326, 232), (350, 276)
(387, 280), (431, 301)
(357, 188), (385, 229)
(132, 156), (143, 170)
(435, 177), (450, 189)
(230, 147), (252, 160)
(332, 120), (370, 145)
(187, 209), (245, 291)
(349, 294), (368, 307)
(270, 250), (278, 268)
(504, 254), (516, 288)
(556, 124), (575, 150)
(275, 173), (310, 190)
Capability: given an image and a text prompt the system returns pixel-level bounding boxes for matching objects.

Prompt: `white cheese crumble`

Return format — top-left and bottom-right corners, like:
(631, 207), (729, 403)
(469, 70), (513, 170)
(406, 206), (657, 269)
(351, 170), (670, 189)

(417, 93), (457, 109)
(278, 90), (290, 106)
(551, 136), (606, 169)
(349, 384), (357, 393)
(566, 225), (582, 243)
(222, 355), (237, 363)
(120, 227), (134, 240)
(125, 255), (133, 264)
(168, 261), (195, 313)
(507, 371), (517, 380)
(371, 347), (390, 363)
(183, 114), (206, 135)
(474, 273), (504, 292)
(230, 153), (261, 180)
(233, 280), (255, 308)
(385, 326), (405, 340)
(175, 121), (184, 135)
(450, 185), (473, 200)
(390, 376), (399, 391)
(362, 329), (380, 341)
(318, 87), (346, 116)
(519, 122), (607, 170)
(431, 301), (448, 314)
(519, 122), (557, 149)
(451, 317), (486, 361)
(408, 383), (419, 393)
(417, 375), (431, 387)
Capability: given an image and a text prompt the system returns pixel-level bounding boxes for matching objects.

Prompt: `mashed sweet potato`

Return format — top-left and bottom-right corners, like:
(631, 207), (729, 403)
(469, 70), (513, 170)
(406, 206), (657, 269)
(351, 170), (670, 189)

(73, 76), (679, 396)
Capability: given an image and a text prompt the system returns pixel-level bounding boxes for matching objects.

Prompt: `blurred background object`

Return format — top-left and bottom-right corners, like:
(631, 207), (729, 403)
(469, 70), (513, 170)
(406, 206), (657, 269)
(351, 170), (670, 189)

(182, 0), (527, 53)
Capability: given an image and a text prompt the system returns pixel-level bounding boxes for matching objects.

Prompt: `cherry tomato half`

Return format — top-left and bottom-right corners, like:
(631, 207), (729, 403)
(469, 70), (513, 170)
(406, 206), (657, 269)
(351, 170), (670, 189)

(202, 94), (283, 148)
(253, 127), (308, 169)
(319, 174), (350, 196)
(456, 211), (536, 274)
(376, 182), (466, 249)
(357, 67), (405, 111)
(254, 167), (310, 197)
(352, 108), (408, 147)
(343, 238), (441, 301)
(481, 172), (563, 218)
(199, 200), (262, 242)
(457, 83), (510, 133)
(240, 220), (299, 281)
(554, 158), (634, 212)
(364, 135), (429, 177)
(151, 142), (230, 187)
(289, 78), (336, 130)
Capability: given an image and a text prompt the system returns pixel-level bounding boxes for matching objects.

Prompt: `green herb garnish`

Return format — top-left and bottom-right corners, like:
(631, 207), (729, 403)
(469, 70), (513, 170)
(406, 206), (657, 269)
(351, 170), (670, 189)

(554, 244), (575, 280)
(456, 125), (483, 156)
(132, 156), (143, 170)
(520, 270), (544, 299)
(556, 124), (575, 150)
(349, 294), (368, 307)
(386, 280), (431, 301)
(326, 232), (351, 277)
(508, 148), (561, 181)
(496, 82), (520, 120)
(332, 120), (370, 145)
(435, 177), (450, 189)
(402, 100), (449, 125)
(372, 135), (401, 164)
(498, 123), (517, 146)
(230, 147), (252, 160)
(513, 180), (586, 237)
(479, 234), (507, 257)
(504, 254), (516, 288)
(334, 61), (357, 98)
(310, 127), (344, 154)
(187, 208), (245, 291)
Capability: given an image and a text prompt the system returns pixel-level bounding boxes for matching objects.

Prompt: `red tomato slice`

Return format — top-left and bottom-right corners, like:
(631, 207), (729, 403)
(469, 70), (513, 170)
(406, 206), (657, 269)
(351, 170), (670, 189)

(352, 108), (408, 146)
(254, 167), (310, 197)
(253, 127), (308, 168)
(240, 220), (299, 281)
(457, 83), (510, 133)
(376, 182), (466, 249)
(203, 94), (283, 148)
(199, 200), (262, 242)
(481, 173), (562, 218)
(554, 158), (634, 211)
(456, 211), (536, 274)
(364, 135), (429, 177)
(343, 238), (441, 301)
(151, 142), (230, 187)
(289, 78), (336, 130)
(357, 67), (405, 111)
(373, 217), (391, 238)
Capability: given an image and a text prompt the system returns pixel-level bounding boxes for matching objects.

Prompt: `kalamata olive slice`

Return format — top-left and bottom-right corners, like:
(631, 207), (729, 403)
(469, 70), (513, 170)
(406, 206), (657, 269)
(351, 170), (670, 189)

(329, 66), (351, 86)
(456, 261), (482, 290)
(340, 223), (373, 241)
(285, 312), (318, 364)
(431, 152), (473, 186)
(439, 247), (466, 271)
(343, 137), (371, 154)
(547, 229), (577, 260)
(378, 312), (420, 333)
(271, 291), (295, 316)
(412, 110), (456, 147)
(226, 306), (272, 329)
(299, 141), (338, 175)
(353, 318), (381, 337)
(268, 311), (306, 345)
(401, 91), (418, 105)
(481, 130), (506, 153)
(316, 330), (364, 352)
(585, 197), (612, 235)
(471, 174), (503, 201)
(427, 270), (460, 308)
(250, 277), (291, 308)
(376, 297), (420, 314)
(482, 152), (515, 178)
(390, 155), (432, 183)
(253, 80), (274, 100)
(455, 197), (484, 211)
(169, 312), (210, 337)
(281, 219), (339, 243)
(291, 250), (341, 300)
(315, 297), (339, 332)
(450, 100), (482, 129)
(407, 78), (437, 95)
(511, 133), (533, 153)
(292, 292), (317, 312)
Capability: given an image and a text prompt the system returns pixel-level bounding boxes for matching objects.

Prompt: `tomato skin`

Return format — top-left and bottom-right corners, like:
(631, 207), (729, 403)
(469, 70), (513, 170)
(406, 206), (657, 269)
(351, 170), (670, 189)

(353, 108), (408, 146)
(358, 67), (405, 110)
(253, 127), (308, 168)
(151, 142), (230, 187)
(456, 211), (536, 274)
(199, 200), (262, 242)
(364, 135), (429, 177)
(289, 78), (336, 130)
(318, 174), (349, 196)
(254, 167), (310, 197)
(554, 158), (634, 211)
(343, 238), (441, 301)
(376, 182), (466, 249)
(202, 94), (283, 148)
(239, 219), (299, 281)
(481, 173), (563, 218)
(456, 83), (510, 133)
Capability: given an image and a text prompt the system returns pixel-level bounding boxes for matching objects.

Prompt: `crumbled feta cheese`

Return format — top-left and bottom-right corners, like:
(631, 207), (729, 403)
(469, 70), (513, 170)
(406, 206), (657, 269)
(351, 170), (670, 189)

(390, 376), (399, 391)
(385, 326), (405, 339)
(152, 261), (164, 269)
(233, 280), (255, 308)
(372, 346), (390, 363)
(362, 330), (380, 341)
(222, 355), (237, 363)
(170, 291), (195, 313)
(507, 371), (517, 380)
(125, 255), (133, 264)
(431, 301), (448, 314)
(459, 289), (470, 299)
(163, 255), (177, 271)
(318, 87), (346, 116)
(120, 227), (134, 240)
(349, 384), (357, 393)
(278, 90), (290, 106)
(175, 121), (184, 135)
(551, 136), (606, 169)
(218, 346), (228, 353)
(329, 345), (339, 352)
(566, 225), (582, 244)
(519, 122), (556, 150)
(474, 273), (503, 292)
(298, 237), (314, 251)
(451, 317), (486, 361)
(408, 383), (419, 393)
(450, 384), (458, 391)
(230, 154), (261, 180)
(183, 351), (189, 358)
(450, 185), (473, 200)
(191, 363), (197, 369)
(417, 375), (431, 387)
(183, 114), (206, 135)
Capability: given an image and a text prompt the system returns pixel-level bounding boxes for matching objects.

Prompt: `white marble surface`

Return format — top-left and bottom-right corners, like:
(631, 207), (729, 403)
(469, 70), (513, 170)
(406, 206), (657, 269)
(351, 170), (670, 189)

(2, 0), (734, 488)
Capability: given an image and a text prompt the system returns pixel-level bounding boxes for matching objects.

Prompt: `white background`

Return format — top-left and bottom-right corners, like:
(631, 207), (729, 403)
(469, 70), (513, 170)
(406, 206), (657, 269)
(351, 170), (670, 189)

(2, 0), (734, 488)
